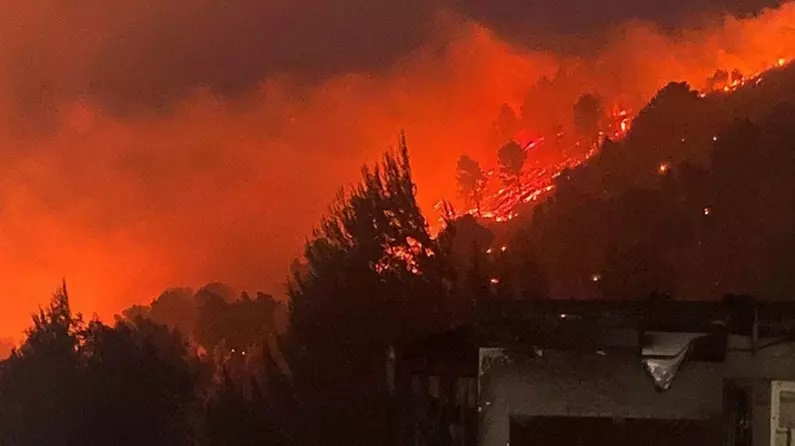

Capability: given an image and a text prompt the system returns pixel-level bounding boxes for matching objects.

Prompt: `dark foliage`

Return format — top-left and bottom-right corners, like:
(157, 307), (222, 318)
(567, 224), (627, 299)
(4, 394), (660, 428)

(456, 155), (487, 214)
(0, 285), (205, 445)
(573, 93), (602, 140)
(523, 68), (795, 300)
(284, 135), (463, 445)
(498, 140), (527, 189)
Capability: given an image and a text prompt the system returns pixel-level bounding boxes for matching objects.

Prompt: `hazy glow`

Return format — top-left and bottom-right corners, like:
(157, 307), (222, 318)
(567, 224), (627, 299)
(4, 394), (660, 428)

(0, 3), (794, 338)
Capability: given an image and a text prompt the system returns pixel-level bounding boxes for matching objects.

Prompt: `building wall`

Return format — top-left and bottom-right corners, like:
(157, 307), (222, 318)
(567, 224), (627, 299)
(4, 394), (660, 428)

(478, 341), (795, 446)
(725, 341), (795, 446)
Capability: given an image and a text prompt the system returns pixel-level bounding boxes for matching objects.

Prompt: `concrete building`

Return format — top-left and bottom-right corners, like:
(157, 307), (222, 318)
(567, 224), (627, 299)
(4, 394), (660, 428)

(390, 297), (795, 446)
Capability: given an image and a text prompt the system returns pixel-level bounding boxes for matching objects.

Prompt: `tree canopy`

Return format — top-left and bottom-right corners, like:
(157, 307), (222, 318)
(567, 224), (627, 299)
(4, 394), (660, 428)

(456, 155), (487, 213)
(0, 285), (205, 445)
(283, 134), (462, 445)
(497, 140), (527, 189)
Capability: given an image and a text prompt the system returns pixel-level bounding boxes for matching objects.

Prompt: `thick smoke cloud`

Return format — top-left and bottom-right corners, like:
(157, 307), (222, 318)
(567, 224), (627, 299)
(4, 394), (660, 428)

(0, 0), (793, 340)
(0, 0), (444, 114)
(459, 0), (784, 47)
(0, 19), (549, 339)
(0, 0), (783, 114)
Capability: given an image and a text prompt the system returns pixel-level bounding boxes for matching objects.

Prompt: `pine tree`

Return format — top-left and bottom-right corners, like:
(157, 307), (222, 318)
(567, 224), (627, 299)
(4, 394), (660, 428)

(498, 140), (527, 190)
(284, 134), (456, 445)
(456, 155), (487, 215)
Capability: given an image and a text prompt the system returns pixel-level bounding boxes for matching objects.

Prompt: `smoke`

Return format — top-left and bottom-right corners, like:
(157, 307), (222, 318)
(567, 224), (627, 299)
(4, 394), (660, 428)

(0, 1), (793, 338)
(0, 0), (779, 115)
(0, 0), (447, 116)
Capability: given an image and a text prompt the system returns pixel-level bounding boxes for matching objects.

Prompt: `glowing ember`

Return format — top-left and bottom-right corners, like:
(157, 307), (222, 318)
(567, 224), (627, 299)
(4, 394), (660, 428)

(779, 58), (787, 67)
(490, 278), (500, 285)
(658, 162), (670, 174)
(374, 236), (430, 275)
(591, 274), (601, 283)
(703, 207), (711, 216)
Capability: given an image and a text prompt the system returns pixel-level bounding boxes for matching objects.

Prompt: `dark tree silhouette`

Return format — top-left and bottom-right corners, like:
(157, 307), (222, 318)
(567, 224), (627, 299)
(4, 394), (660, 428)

(284, 134), (460, 445)
(445, 214), (494, 270)
(0, 284), (205, 446)
(0, 284), (85, 446)
(121, 304), (151, 321)
(194, 290), (236, 354)
(434, 214), (495, 311)
(205, 348), (292, 446)
(81, 317), (205, 446)
(149, 287), (197, 339)
(194, 287), (280, 369)
(505, 229), (549, 300)
(497, 140), (527, 190)
(289, 134), (454, 353)
(573, 93), (602, 141)
(493, 103), (520, 142)
(456, 155), (487, 214)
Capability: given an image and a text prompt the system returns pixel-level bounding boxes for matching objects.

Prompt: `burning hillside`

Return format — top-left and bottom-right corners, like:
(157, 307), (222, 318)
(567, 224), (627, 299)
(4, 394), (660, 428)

(451, 56), (793, 226)
(471, 58), (795, 301)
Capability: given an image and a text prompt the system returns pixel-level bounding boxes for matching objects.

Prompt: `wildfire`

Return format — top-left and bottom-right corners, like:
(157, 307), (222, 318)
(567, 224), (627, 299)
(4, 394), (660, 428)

(445, 56), (790, 228)
(374, 236), (433, 275)
(706, 58), (787, 95)
(609, 108), (632, 139)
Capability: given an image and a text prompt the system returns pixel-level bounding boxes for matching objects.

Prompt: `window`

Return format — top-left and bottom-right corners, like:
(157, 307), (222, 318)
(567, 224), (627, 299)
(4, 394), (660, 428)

(780, 391), (795, 429)
(771, 381), (795, 445)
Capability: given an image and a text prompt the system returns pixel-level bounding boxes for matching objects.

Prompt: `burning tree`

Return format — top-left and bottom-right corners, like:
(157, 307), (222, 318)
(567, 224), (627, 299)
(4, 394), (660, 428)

(498, 140), (527, 190)
(456, 155), (487, 215)
(707, 69), (730, 91)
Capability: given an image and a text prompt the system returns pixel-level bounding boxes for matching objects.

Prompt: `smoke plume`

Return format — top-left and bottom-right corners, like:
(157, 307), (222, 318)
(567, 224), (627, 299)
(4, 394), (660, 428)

(0, 0), (793, 338)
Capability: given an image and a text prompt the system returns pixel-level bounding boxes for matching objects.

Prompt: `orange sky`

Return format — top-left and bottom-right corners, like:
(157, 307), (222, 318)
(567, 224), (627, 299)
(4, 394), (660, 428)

(0, 4), (794, 340)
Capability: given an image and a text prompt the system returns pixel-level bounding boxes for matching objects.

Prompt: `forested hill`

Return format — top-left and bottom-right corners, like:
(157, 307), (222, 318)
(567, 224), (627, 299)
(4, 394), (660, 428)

(489, 61), (795, 301)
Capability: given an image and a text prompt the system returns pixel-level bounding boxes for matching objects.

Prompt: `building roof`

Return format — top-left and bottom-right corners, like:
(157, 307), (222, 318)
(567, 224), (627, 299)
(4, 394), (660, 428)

(397, 297), (795, 364)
